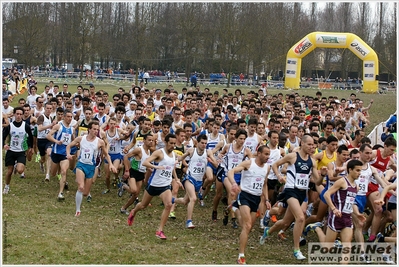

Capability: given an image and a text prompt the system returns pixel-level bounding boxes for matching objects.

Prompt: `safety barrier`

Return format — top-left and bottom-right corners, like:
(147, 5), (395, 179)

(367, 121), (385, 146)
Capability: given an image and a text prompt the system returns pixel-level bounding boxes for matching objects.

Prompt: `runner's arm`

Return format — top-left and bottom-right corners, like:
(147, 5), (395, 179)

(66, 136), (83, 158)
(323, 177), (345, 211)
(142, 150), (164, 170)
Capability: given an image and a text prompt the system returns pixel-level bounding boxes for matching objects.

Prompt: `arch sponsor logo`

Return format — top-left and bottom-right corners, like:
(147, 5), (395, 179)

(349, 39), (370, 58)
(294, 38), (313, 55)
(363, 61), (375, 81)
(316, 34), (346, 45)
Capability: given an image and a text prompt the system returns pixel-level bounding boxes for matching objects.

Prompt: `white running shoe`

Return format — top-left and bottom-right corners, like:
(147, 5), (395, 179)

(260, 218), (265, 229)
(293, 250), (306, 260)
(186, 221), (195, 229)
(3, 186), (10, 194)
(58, 192), (65, 201)
(382, 253), (395, 264)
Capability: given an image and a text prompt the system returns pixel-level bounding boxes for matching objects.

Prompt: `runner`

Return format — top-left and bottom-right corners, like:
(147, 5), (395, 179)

(210, 125), (237, 221)
(102, 117), (126, 194)
(119, 134), (153, 214)
(175, 134), (218, 228)
(169, 128), (187, 219)
(218, 129), (252, 228)
(37, 102), (56, 181)
(261, 130), (286, 228)
(127, 134), (183, 240)
(352, 143), (387, 262)
(244, 118), (263, 155)
(307, 159), (365, 264)
(226, 145), (271, 265)
(66, 121), (117, 216)
(3, 107), (34, 194)
(259, 135), (325, 260)
(46, 109), (75, 200)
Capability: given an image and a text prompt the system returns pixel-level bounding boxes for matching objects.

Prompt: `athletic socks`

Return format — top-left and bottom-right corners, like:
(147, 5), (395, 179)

(76, 191), (83, 212)
(368, 234), (376, 242)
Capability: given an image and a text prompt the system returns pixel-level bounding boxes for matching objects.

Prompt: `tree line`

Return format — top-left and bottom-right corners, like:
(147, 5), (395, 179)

(2, 2), (397, 82)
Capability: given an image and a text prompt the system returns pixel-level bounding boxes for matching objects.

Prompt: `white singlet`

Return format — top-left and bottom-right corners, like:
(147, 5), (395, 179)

(148, 148), (176, 187)
(240, 158), (269, 196)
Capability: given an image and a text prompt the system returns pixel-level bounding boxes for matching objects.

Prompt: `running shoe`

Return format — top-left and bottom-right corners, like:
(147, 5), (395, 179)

(212, 210), (217, 222)
(223, 206), (229, 226)
(303, 222), (323, 235)
(169, 211), (176, 219)
(44, 174), (50, 182)
(334, 239), (343, 248)
(299, 236), (307, 246)
(363, 232), (369, 241)
(133, 197), (139, 207)
(259, 227), (269, 245)
(58, 192), (65, 201)
(384, 223), (396, 236)
(64, 182), (69, 190)
(40, 163), (44, 173)
(57, 174), (61, 180)
(75, 211), (81, 217)
(232, 219), (238, 229)
(237, 256), (246, 265)
(382, 253), (395, 264)
(156, 230), (167, 240)
(262, 211), (271, 227)
(278, 230), (287, 241)
(210, 183), (215, 191)
(3, 186), (10, 195)
(102, 189), (110, 194)
(127, 210), (136, 226)
(221, 196), (228, 206)
(198, 187), (204, 200)
(270, 215), (278, 223)
(359, 254), (372, 264)
(117, 177), (123, 188)
(293, 250), (306, 260)
(306, 203), (314, 217)
(260, 218), (265, 229)
(35, 153), (41, 163)
(120, 209), (129, 215)
(117, 183), (125, 197)
(375, 232), (383, 243)
(186, 221), (195, 229)
(87, 195), (92, 202)
(20, 172), (25, 179)
(290, 222), (295, 230)
(199, 199), (205, 207)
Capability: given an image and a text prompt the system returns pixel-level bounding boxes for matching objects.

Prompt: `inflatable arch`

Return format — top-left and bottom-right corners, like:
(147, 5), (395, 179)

(284, 32), (379, 93)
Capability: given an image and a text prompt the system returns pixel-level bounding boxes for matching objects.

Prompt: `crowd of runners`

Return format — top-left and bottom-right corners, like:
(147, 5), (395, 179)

(2, 79), (397, 264)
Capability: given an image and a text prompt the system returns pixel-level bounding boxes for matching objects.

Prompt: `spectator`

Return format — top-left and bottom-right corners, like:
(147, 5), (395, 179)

(190, 73), (197, 87)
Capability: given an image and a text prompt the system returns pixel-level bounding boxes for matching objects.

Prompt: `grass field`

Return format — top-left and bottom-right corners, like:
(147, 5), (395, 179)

(2, 77), (397, 265)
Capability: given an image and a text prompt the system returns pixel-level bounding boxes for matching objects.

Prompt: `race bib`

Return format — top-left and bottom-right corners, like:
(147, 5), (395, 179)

(174, 150), (183, 169)
(61, 133), (71, 145)
(342, 195), (355, 214)
(295, 174), (309, 189)
(78, 126), (88, 136)
(252, 176), (264, 192)
(160, 165), (173, 179)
